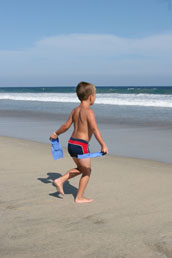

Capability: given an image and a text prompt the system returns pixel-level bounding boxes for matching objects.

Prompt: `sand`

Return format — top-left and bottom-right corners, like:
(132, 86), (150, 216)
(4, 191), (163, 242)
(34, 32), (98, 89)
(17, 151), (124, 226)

(1, 109), (172, 164)
(0, 136), (172, 258)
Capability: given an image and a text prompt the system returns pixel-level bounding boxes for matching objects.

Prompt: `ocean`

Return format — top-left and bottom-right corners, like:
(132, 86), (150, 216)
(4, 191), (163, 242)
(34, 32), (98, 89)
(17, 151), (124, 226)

(0, 86), (172, 163)
(0, 86), (172, 108)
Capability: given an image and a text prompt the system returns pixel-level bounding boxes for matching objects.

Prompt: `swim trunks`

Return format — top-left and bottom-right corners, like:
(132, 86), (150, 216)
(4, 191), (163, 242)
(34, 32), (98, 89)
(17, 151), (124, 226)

(68, 137), (90, 157)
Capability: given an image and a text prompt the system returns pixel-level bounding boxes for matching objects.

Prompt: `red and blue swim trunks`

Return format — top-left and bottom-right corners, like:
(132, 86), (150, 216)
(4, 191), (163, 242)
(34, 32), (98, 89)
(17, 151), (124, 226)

(68, 137), (90, 157)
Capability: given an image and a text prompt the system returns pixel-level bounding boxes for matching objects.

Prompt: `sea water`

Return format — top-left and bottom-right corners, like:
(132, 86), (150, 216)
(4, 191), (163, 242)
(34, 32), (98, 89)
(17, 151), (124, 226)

(0, 86), (172, 163)
(0, 86), (172, 108)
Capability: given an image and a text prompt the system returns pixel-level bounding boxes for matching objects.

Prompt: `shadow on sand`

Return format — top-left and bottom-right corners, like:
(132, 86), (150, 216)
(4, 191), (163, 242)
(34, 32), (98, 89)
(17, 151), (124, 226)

(38, 172), (78, 200)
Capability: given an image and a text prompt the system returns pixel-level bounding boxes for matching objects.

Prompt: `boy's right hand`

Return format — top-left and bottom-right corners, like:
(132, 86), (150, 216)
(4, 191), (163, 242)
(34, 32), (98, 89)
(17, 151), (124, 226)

(101, 144), (108, 154)
(49, 132), (58, 140)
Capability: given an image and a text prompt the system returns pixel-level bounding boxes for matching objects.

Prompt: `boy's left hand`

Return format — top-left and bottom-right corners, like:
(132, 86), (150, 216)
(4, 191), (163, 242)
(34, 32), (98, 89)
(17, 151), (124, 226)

(101, 144), (108, 154)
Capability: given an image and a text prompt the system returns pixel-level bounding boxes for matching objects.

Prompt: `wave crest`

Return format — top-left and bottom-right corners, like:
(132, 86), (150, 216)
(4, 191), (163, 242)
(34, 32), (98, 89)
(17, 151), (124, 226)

(0, 93), (172, 108)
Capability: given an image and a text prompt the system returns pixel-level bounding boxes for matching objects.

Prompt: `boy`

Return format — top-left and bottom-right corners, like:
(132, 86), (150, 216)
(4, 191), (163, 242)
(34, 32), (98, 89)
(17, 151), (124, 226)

(50, 81), (108, 203)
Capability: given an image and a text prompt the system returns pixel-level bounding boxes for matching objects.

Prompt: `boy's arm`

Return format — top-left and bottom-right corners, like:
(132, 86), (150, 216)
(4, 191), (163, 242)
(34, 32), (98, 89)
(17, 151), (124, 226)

(87, 109), (108, 153)
(50, 110), (74, 139)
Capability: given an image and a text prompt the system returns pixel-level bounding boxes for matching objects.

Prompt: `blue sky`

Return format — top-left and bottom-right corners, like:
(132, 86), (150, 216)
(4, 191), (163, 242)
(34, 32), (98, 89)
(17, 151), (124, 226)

(0, 0), (172, 86)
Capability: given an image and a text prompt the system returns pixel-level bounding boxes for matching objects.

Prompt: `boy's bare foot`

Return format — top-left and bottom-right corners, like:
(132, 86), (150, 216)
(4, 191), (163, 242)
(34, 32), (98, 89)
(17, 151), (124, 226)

(54, 178), (64, 195)
(75, 197), (94, 203)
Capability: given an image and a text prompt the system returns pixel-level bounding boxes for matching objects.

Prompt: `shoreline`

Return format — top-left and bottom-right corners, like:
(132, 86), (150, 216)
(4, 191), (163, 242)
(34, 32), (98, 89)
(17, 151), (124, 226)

(1, 108), (172, 128)
(0, 108), (172, 164)
(1, 136), (172, 258)
(1, 135), (172, 166)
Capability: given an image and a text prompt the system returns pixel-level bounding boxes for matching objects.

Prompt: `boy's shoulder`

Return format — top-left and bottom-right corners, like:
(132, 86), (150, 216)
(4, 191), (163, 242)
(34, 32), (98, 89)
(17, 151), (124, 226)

(73, 105), (94, 112)
(86, 107), (94, 114)
(72, 106), (94, 117)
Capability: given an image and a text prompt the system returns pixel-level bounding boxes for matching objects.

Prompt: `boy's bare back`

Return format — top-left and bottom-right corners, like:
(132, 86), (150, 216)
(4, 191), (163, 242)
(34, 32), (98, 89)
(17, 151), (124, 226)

(71, 105), (93, 142)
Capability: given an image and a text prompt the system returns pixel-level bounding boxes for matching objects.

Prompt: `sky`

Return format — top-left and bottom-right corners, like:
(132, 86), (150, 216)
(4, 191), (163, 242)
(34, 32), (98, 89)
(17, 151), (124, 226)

(0, 0), (172, 86)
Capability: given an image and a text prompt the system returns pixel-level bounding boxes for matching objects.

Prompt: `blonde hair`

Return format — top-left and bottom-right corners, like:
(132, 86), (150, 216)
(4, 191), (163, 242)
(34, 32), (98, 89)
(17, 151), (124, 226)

(76, 81), (96, 101)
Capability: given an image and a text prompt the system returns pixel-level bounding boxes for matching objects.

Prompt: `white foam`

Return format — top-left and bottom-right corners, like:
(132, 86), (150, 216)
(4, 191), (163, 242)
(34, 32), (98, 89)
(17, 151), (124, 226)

(95, 93), (172, 108)
(0, 93), (79, 103)
(0, 93), (172, 108)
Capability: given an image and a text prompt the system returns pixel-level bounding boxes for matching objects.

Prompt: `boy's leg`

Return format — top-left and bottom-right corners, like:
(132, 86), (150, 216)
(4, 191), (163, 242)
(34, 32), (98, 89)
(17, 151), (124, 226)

(54, 157), (93, 203)
(54, 167), (81, 195)
(74, 157), (93, 203)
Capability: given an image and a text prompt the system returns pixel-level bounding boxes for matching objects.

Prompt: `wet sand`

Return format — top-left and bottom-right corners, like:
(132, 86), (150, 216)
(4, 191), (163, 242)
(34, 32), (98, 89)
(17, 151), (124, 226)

(0, 136), (172, 258)
(0, 109), (172, 164)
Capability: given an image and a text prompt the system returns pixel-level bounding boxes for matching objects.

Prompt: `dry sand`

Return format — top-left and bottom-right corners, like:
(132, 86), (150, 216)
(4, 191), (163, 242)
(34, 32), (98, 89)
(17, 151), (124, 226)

(0, 136), (172, 258)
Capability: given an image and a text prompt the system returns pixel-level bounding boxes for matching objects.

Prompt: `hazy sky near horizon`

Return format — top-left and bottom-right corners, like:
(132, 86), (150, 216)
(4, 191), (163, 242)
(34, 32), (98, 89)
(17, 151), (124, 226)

(0, 0), (172, 86)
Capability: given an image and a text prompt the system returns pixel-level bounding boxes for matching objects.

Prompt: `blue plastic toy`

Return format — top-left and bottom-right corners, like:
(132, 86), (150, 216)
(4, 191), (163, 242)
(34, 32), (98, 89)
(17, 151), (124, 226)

(50, 138), (63, 160)
(77, 152), (107, 159)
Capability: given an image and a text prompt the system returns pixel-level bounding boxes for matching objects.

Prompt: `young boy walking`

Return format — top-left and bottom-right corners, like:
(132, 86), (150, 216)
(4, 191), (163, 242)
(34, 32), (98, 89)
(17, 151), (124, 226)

(50, 82), (108, 203)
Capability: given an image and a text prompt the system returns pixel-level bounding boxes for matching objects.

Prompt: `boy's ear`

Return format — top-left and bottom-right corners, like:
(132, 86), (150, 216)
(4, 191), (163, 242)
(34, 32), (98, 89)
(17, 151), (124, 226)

(89, 95), (93, 104)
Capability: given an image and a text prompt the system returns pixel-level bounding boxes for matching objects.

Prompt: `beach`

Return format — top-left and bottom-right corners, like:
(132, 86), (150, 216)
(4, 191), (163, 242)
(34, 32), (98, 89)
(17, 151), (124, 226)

(1, 136), (172, 258)
(1, 0), (172, 254)
(1, 86), (172, 164)
(1, 86), (172, 257)
(0, 107), (172, 164)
